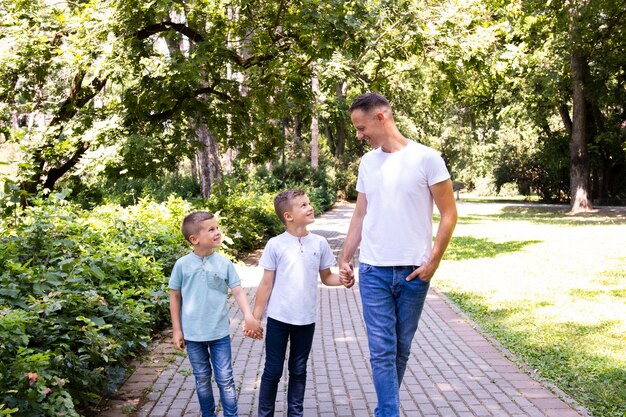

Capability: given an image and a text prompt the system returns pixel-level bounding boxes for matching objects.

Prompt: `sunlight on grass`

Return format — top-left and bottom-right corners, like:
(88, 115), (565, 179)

(435, 206), (626, 417)
(446, 236), (541, 260)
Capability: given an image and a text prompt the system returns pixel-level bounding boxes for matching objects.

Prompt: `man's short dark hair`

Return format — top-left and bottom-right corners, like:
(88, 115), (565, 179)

(348, 92), (391, 114)
(274, 189), (306, 225)
(181, 211), (214, 241)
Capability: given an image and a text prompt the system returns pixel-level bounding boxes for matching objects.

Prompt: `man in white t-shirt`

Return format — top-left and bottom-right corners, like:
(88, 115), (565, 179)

(339, 93), (458, 417)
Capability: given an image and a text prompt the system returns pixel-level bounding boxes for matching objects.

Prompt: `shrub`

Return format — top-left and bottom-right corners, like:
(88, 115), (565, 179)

(0, 162), (337, 415)
(0, 196), (191, 416)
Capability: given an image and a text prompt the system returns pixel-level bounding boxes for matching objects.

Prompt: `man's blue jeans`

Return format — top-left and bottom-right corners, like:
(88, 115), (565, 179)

(186, 336), (238, 417)
(359, 262), (430, 417)
(258, 317), (315, 417)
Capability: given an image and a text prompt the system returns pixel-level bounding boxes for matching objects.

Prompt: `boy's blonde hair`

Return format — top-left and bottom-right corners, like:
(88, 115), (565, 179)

(274, 189), (306, 225)
(181, 211), (215, 242)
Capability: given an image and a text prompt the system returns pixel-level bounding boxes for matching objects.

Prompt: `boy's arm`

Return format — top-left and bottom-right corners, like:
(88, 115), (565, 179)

(320, 267), (343, 287)
(253, 269), (275, 321)
(231, 285), (263, 339)
(169, 289), (185, 351)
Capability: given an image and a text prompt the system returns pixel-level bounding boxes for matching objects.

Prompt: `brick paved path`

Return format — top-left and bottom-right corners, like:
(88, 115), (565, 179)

(100, 202), (591, 417)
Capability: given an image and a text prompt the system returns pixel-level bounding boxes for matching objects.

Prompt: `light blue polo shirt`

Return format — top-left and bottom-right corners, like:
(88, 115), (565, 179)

(169, 251), (240, 342)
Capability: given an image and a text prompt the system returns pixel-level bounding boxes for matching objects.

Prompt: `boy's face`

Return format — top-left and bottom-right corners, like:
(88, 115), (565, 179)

(189, 217), (222, 250)
(285, 195), (315, 226)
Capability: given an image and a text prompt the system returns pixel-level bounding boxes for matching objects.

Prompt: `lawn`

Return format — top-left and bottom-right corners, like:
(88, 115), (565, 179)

(434, 201), (626, 417)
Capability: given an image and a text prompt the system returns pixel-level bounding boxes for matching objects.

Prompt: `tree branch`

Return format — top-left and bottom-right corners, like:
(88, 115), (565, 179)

(558, 102), (573, 137)
(42, 140), (90, 190)
(135, 21), (205, 43)
(50, 74), (107, 126)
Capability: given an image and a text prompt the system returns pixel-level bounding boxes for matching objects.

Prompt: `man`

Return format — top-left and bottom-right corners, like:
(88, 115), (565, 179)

(339, 93), (457, 417)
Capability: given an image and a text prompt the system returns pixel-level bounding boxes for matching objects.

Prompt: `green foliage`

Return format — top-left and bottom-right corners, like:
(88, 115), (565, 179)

(0, 157), (338, 413)
(206, 188), (282, 257)
(67, 173), (202, 208)
(204, 158), (338, 256)
(494, 133), (570, 201)
(268, 158), (337, 212)
(333, 157), (360, 201)
(0, 195), (191, 416)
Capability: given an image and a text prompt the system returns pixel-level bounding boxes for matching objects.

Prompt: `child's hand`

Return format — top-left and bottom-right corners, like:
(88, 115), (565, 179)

(243, 316), (263, 340)
(339, 261), (355, 288)
(340, 274), (355, 288)
(243, 327), (264, 340)
(172, 329), (185, 351)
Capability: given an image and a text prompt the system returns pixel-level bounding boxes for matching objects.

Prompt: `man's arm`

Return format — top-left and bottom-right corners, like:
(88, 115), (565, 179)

(339, 192), (367, 281)
(407, 179), (458, 282)
(169, 289), (185, 351)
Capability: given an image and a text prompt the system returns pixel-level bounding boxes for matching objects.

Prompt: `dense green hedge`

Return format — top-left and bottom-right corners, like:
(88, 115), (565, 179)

(0, 196), (189, 416)
(0, 168), (337, 416)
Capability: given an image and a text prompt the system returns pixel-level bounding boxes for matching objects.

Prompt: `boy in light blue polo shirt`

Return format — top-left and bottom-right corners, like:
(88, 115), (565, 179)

(169, 211), (261, 417)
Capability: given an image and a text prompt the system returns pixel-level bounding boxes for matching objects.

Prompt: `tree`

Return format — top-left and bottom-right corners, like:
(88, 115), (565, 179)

(0, 0), (358, 199)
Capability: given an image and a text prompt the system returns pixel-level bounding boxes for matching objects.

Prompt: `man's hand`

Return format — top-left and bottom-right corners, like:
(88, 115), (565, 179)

(405, 259), (439, 282)
(339, 261), (355, 288)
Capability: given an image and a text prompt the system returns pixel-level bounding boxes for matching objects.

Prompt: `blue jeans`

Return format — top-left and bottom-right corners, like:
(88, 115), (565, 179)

(186, 336), (238, 417)
(258, 317), (315, 417)
(359, 262), (430, 417)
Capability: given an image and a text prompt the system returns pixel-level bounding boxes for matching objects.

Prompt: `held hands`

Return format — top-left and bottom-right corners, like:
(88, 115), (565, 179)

(242, 314), (263, 340)
(339, 261), (355, 288)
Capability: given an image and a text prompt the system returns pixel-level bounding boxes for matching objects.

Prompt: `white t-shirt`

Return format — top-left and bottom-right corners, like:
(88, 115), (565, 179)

(259, 231), (336, 325)
(356, 140), (450, 266)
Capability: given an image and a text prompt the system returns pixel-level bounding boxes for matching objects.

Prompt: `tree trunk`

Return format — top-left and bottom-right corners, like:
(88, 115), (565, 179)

(310, 68), (320, 171)
(194, 121), (222, 198)
(334, 80), (348, 158)
(568, 34), (594, 213)
(190, 155), (198, 182)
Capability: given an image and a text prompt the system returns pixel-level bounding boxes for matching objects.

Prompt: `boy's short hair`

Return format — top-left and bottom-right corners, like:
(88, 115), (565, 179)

(274, 189), (306, 225)
(348, 92), (391, 114)
(181, 211), (215, 242)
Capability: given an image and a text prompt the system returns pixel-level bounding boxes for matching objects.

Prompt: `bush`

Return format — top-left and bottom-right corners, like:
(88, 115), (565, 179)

(0, 160), (338, 415)
(473, 175), (498, 196)
(67, 175), (201, 208)
(335, 159), (360, 201)
(201, 159), (338, 256)
(0, 196), (191, 416)
(204, 187), (284, 257)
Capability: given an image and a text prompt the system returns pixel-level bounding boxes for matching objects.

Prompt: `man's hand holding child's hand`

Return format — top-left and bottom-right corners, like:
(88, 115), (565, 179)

(339, 261), (355, 288)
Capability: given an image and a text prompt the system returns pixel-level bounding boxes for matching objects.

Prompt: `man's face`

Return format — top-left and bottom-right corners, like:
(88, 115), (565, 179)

(350, 108), (384, 149)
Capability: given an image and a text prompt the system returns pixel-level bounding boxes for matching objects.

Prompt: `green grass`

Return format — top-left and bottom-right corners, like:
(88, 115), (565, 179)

(435, 201), (626, 417)
(445, 236), (542, 260)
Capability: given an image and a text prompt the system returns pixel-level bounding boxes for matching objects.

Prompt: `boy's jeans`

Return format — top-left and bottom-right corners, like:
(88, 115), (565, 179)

(186, 336), (238, 417)
(358, 262), (430, 417)
(258, 317), (315, 417)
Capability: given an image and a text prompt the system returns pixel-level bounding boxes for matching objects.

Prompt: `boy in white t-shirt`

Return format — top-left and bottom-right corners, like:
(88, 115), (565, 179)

(169, 211), (261, 417)
(249, 189), (354, 417)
